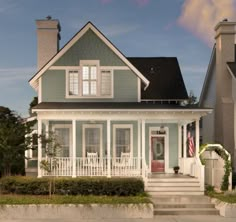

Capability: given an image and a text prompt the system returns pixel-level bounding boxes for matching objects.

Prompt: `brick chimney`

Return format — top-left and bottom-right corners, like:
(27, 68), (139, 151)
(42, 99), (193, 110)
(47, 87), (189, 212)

(214, 20), (236, 157)
(36, 16), (61, 70)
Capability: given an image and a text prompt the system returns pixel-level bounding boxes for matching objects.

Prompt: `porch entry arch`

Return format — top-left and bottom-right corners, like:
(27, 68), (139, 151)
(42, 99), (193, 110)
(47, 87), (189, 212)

(149, 127), (169, 173)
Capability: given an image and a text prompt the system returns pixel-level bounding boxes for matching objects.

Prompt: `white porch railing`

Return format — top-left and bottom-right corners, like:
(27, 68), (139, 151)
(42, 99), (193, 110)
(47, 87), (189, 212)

(41, 157), (142, 177)
(179, 156), (205, 191)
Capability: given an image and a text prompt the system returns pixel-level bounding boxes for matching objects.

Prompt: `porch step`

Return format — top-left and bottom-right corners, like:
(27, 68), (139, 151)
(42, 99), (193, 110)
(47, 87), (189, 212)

(145, 174), (203, 195)
(154, 208), (219, 215)
(148, 191), (204, 196)
(151, 195), (219, 216)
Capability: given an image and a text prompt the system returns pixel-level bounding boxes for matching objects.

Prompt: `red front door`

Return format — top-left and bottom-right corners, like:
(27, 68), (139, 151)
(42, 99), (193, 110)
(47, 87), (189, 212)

(151, 136), (165, 172)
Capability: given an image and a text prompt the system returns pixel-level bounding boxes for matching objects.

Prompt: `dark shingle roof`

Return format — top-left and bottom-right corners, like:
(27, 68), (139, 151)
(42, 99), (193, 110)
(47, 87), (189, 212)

(127, 57), (188, 100)
(33, 102), (206, 110)
(227, 62), (236, 78)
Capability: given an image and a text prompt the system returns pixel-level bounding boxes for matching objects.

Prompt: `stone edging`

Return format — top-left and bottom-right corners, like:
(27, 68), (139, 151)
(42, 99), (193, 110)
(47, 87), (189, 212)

(0, 203), (153, 219)
(211, 198), (236, 218)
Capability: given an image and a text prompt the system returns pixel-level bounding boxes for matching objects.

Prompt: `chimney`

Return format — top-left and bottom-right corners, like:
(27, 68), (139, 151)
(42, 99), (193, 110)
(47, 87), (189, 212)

(214, 20), (236, 158)
(36, 16), (61, 70)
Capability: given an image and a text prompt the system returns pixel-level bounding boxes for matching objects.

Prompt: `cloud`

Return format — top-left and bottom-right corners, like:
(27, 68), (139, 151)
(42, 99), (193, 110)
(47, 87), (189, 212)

(0, 0), (18, 14)
(98, 0), (150, 7)
(0, 67), (36, 85)
(132, 0), (150, 7)
(103, 24), (140, 37)
(178, 0), (236, 46)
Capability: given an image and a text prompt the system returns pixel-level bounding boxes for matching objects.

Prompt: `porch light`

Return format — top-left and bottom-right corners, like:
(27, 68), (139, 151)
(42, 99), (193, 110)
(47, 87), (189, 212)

(159, 125), (166, 134)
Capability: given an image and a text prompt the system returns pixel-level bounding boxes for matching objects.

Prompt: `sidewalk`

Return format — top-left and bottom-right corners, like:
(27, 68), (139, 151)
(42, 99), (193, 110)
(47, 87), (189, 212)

(2, 215), (236, 222)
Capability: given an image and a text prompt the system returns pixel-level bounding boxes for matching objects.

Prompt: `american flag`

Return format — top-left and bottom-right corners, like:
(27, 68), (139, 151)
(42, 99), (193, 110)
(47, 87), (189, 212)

(187, 131), (195, 157)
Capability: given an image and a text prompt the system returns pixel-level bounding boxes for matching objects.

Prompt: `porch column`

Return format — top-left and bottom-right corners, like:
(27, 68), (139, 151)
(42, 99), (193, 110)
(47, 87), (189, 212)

(183, 124), (187, 158)
(182, 124), (187, 175)
(141, 119), (146, 178)
(195, 119), (200, 157)
(178, 124), (182, 159)
(37, 119), (42, 178)
(72, 120), (76, 177)
(107, 119), (111, 178)
(137, 120), (141, 172)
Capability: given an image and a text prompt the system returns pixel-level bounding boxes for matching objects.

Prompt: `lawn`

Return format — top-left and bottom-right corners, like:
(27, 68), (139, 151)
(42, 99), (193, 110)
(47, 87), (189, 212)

(0, 194), (151, 205)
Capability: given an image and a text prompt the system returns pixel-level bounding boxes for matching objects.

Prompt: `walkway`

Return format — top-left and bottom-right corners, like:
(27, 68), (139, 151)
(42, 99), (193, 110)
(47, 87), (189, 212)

(3, 215), (236, 222)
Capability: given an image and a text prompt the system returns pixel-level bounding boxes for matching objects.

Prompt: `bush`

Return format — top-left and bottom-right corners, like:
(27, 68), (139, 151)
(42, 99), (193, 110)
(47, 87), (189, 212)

(0, 176), (144, 196)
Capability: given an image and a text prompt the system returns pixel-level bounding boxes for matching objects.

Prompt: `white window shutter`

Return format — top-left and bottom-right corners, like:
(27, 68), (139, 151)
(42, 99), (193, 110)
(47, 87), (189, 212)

(101, 70), (112, 96)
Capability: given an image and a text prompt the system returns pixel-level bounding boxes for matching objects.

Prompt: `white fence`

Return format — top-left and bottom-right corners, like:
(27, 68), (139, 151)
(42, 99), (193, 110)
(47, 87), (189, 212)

(40, 157), (141, 177)
(202, 150), (232, 190)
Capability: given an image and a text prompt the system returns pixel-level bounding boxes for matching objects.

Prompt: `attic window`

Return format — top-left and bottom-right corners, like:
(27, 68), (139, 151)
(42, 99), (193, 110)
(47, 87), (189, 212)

(66, 60), (113, 98)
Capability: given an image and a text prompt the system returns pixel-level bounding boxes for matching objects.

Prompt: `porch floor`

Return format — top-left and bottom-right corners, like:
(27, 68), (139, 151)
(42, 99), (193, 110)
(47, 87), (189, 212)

(148, 173), (194, 179)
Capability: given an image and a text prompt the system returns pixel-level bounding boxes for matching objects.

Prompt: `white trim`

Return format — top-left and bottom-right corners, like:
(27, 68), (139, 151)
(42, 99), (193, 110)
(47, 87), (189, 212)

(52, 124), (73, 157)
(38, 77), (42, 103)
(137, 78), (141, 102)
(141, 120), (145, 178)
(183, 124), (187, 158)
(82, 124), (103, 158)
(112, 124), (133, 158)
(72, 120), (76, 177)
(149, 127), (169, 173)
(65, 60), (114, 99)
(49, 65), (129, 71)
(29, 22), (149, 90)
(195, 119), (200, 156)
(178, 124), (182, 159)
(107, 120), (111, 177)
(37, 119), (42, 178)
(137, 120), (141, 171)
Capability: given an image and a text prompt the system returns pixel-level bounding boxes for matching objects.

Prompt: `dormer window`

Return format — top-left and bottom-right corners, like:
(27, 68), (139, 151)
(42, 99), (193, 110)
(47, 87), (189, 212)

(66, 60), (113, 98)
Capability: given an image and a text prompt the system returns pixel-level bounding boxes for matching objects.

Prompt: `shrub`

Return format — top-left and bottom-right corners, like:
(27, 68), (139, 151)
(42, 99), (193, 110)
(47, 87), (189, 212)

(0, 176), (144, 196)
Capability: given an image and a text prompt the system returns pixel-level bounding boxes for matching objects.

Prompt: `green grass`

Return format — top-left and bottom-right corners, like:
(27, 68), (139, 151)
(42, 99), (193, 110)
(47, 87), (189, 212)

(0, 194), (151, 205)
(206, 191), (236, 204)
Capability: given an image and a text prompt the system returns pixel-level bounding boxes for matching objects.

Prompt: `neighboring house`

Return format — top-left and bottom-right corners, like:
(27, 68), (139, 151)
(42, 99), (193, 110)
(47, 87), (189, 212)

(200, 20), (236, 171)
(26, 17), (210, 179)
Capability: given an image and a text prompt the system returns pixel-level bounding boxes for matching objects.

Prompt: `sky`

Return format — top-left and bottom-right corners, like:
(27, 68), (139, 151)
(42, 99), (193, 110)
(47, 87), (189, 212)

(0, 0), (236, 117)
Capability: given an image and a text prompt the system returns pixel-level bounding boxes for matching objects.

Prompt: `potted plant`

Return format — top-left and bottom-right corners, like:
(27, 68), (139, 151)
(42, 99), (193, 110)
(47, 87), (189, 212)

(173, 166), (180, 174)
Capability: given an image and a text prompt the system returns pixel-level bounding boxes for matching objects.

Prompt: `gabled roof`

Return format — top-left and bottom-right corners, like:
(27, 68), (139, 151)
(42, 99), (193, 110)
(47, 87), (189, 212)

(199, 45), (216, 106)
(128, 57), (188, 100)
(29, 22), (149, 90)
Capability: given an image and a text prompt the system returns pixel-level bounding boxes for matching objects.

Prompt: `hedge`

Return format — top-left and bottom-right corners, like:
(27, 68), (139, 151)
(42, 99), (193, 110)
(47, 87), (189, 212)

(0, 176), (144, 196)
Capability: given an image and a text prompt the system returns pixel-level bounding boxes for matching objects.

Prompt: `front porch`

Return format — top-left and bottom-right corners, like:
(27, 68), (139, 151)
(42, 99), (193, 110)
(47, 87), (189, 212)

(27, 107), (210, 183)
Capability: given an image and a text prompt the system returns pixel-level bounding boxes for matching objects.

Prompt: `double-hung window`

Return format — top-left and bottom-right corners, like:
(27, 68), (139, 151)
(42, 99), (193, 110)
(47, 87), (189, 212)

(67, 60), (112, 98)
(83, 124), (103, 157)
(113, 124), (133, 158)
(69, 70), (79, 96)
(82, 65), (97, 96)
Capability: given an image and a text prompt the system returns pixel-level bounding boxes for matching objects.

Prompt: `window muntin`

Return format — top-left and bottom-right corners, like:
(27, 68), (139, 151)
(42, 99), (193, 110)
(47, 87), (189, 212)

(66, 61), (112, 98)
(82, 65), (97, 96)
(113, 124), (133, 158)
(83, 124), (103, 157)
(69, 70), (79, 95)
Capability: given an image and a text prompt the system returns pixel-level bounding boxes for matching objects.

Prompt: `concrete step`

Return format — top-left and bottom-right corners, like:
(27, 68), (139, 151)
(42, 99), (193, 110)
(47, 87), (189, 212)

(148, 191), (204, 195)
(154, 208), (219, 215)
(151, 195), (211, 203)
(147, 178), (199, 183)
(154, 203), (215, 208)
(146, 182), (200, 187)
(146, 186), (201, 192)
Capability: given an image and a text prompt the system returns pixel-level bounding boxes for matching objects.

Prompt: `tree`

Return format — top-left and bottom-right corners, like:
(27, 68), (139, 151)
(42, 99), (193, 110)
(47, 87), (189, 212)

(0, 106), (34, 177)
(40, 131), (62, 196)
